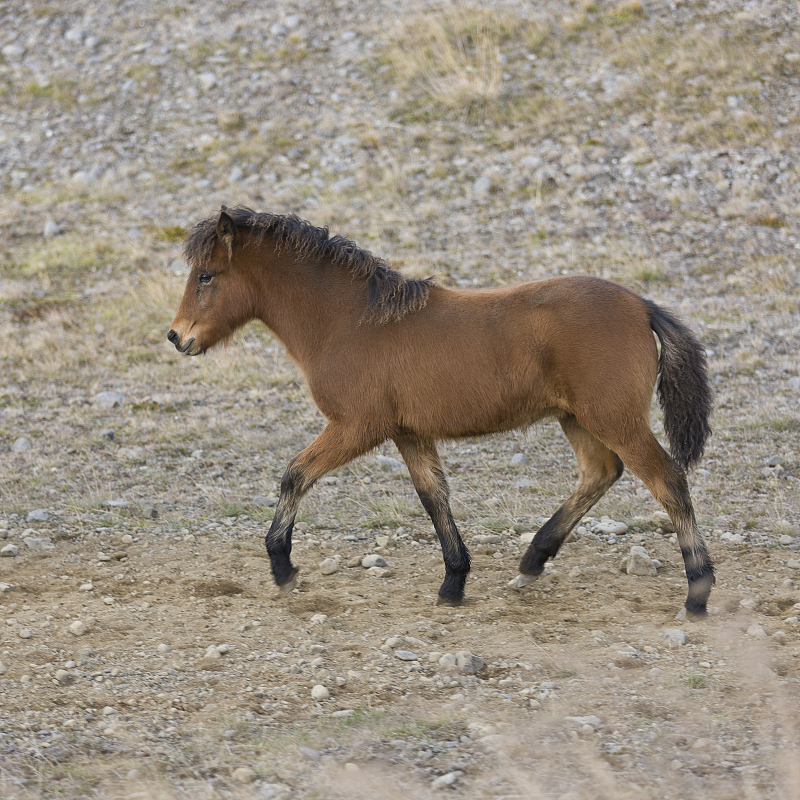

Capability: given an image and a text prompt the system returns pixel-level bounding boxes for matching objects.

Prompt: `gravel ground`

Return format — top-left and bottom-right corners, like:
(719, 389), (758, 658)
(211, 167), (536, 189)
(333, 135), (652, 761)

(1, 0), (800, 798)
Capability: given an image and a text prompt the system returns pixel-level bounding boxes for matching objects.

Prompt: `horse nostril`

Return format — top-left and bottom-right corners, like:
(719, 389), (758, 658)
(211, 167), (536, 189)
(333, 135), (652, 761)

(167, 329), (179, 345)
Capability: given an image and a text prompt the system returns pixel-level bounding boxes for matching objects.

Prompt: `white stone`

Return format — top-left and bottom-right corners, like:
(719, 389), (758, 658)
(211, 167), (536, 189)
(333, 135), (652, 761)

(311, 684), (330, 701)
(198, 72), (217, 90)
(319, 557), (339, 575)
(787, 559), (800, 570)
(0, 661), (6, 675)
(11, 437), (31, 453)
(18, 628), (32, 639)
(0, 544), (18, 558)
(565, 715), (602, 728)
(746, 623), (767, 639)
(595, 519), (629, 536)
(0, 583), (13, 593)
(102, 706), (118, 716)
(361, 554), (386, 568)
(626, 545), (657, 577)
(432, 771), (462, 790)
(739, 598), (757, 610)
(69, 620), (86, 636)
(95, 391), (125, 409)
(157, 643), (170, 653)
(55, 669), (74, 684)
(79, 582), (93, 591)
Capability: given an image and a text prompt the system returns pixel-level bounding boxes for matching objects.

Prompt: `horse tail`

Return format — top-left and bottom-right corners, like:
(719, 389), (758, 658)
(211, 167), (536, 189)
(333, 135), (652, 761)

(645, 300), (712, 472)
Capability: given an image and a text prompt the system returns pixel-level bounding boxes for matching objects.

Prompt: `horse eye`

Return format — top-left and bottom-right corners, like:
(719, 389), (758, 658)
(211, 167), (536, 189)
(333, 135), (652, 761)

(199, 273), (213, 285)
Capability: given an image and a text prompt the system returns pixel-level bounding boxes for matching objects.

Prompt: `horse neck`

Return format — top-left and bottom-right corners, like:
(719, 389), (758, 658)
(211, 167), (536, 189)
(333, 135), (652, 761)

(249, 246), (358, 366)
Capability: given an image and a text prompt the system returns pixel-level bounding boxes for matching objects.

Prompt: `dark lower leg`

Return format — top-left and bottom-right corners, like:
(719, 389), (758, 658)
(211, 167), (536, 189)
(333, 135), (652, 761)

(265, 467), (307, 588)
(520, 418), (623, 577)
(395, 434), (470, 603)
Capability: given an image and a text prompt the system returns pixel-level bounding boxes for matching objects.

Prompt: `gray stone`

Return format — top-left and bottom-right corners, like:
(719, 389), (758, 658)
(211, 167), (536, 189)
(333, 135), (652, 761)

(455, 651), (484, 674)
(510, 452), (528, 465)
(664, 628), (687, 646)
(375, 454), (404, 472)
(432, 771), (462, 790)
(11, 437), (31, 453)
(740, 598), (757, 610)
(0, 661), (6, 675)
(0, 544), (19, 557)
(473, 175), (492, 195)
(395, 650), (418, 661)
(252, 495), (278, 506)
(652, 510), (675, 532)
(26, 509), (51, 522)
(787, 559), (800, 570)
(43, 220), (60, 238)
(69, 620), (86, 636)
(626, 545), (657, 576)
(95, 391), (125, 409)
(779, 535), (795, 545)
(565, 715), (602, 728)
(55, 669), (75, 684)
(23, 536), (54, 551)
(198, 72), (217, 90)
(1, 43), (25, 58)
(18, 628), (32, 639)
(746, 623), (768, 639)
(361, 554), (386, 568)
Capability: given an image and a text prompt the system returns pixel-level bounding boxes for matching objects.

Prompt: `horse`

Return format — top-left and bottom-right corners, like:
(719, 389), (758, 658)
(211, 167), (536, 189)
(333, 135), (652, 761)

(168, 206), (715, 617)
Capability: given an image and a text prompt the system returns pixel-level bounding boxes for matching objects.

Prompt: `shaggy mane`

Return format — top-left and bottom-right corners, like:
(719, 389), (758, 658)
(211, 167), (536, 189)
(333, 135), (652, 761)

(183, 207), (433, 324)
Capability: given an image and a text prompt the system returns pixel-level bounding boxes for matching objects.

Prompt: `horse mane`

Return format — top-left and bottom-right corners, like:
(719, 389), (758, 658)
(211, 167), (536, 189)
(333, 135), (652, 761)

(183, 207), (433, 325)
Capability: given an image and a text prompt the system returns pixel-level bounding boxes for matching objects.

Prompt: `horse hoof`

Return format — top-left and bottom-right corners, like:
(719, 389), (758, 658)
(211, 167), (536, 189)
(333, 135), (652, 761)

(278, 569), (299, 596)
(508, 573), (538, 591)
(677, 605), (712, 622)
(435, 595), (462, 607)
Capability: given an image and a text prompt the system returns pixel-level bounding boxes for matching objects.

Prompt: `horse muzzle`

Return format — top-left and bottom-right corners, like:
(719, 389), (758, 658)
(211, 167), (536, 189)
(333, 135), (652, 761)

(167, 329), (202, 356)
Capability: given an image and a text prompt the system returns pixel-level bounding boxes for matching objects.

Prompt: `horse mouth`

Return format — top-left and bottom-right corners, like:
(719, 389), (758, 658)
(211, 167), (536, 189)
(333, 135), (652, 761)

(176, 337), (202, 356)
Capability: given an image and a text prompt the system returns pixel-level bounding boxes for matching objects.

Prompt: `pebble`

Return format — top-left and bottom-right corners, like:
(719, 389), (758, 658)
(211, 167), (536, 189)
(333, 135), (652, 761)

(18, 628), (32, 639)
(69, 620), (87, 636)
(198, 72), (217, 90)
(779, 535), (795, 545)
(319, 557), (339, 575)
(595, 518), (629, 536)
(475, 533), (502, 544)
(375, 454), (404, 472)
(361, 554), (387, 568)
(24, 536), (55, 551)
(1, 544), (19, 557)
(43, 220), (60, 238)
(0, 661), (6, 675)
(26, 509), (51, 523)
(787, 559), (800, 570)
(11, 437), (31, 453)
(1, 43), (25, 58)
(55, 669), (75, 685)
(565, 715), (602, 729)
(746, 623), (767, 639)
(252, 495), (278, 506)
(663, 628), (687, 646)
(0, 582), (13, 593)
(432, 771), (462, 790)
(395, 650), (418, 661)
(232, 767), (258, 784)
(739, 598), (757, 610)
(102, 706), (118, 716)
(311, 684), (330, 701)
(510, 452), (528, 465)
(473, 175), (492, 195)
(455, 651), (484, 674)
(79, 582), (93, 591)
(157, 643), (170, 653)
(95, 391), (125, 409)
(626, 545), (657, 577)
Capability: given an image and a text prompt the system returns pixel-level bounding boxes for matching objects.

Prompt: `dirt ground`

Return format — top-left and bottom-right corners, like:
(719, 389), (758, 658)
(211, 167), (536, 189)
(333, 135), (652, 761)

(1, 0), (800, 798)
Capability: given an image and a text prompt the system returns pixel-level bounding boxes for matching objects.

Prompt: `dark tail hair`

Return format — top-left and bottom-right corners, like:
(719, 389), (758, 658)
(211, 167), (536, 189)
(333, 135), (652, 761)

(645, 300), (712, 472)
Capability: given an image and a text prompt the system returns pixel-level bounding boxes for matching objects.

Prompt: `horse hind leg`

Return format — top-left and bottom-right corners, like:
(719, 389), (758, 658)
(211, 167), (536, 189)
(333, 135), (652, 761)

(512, 415), (623, 589)
(394, 434), (471, 605)
(602, 426), (715, 617)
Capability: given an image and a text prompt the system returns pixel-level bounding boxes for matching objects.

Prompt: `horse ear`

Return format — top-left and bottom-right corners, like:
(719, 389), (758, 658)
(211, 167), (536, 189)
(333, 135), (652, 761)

(216, 207), (236, 259)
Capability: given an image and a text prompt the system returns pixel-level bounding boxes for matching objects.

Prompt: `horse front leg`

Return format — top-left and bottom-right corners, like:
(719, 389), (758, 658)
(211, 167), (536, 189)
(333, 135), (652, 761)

(394, 434), (471, 605)
(267, 422), (382, 595)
